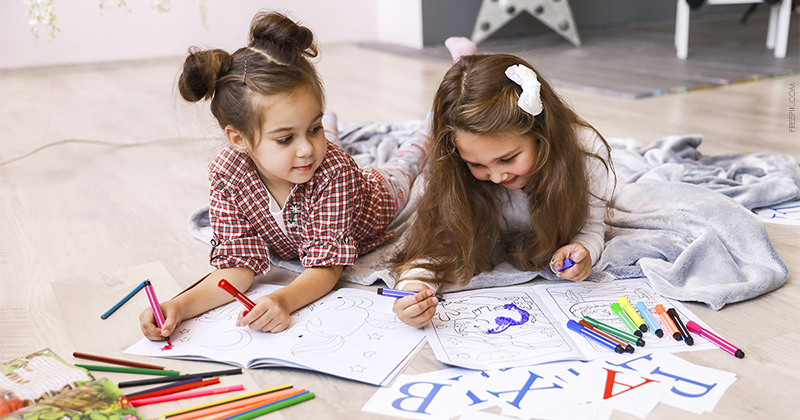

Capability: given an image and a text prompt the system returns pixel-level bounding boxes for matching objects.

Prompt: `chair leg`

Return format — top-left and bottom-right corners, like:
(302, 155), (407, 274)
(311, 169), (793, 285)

(676, 0), (691, 59)
(767, 3), (779, 49)
(773, 0), (792, 58)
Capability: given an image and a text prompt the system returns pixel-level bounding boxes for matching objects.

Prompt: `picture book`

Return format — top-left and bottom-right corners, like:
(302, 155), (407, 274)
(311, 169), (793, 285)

(1, 379), (142, 420)
(425, 278), (717, 370)
(124, 285), (427, 387)
(1, 348), (95, 415)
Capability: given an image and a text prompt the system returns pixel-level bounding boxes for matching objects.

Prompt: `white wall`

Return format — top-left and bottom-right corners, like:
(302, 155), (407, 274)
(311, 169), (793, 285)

(376, 0), (423, 49)
(0, 0), (424, 69)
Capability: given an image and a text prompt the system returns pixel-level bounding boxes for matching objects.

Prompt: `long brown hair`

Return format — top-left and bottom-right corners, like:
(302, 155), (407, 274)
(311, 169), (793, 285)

(389, 54), (612, 286)
(177, 11), (323, 147)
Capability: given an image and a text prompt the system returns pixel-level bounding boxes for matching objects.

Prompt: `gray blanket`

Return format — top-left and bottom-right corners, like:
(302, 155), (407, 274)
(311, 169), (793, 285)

(189, 123), (799, 310)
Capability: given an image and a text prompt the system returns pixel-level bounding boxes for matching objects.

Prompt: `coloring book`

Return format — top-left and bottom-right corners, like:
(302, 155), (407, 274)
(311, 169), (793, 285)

(425, 278), (716, 370)
(1, 348), (95, 415)
(124, 285), (427, 387)
(1, 379), (141, 420)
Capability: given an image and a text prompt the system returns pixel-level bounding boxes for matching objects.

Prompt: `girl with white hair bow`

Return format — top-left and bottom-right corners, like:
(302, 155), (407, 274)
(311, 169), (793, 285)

(389, 51), (616, 328)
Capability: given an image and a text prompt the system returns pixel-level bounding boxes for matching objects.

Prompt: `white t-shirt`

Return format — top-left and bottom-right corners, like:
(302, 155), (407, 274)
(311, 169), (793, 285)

(266, 188), (288, 237)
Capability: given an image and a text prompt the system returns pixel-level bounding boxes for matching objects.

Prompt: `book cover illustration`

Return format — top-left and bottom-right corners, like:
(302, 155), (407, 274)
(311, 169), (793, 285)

(1, 348), (94, 416)
(1, 379), (141, 420)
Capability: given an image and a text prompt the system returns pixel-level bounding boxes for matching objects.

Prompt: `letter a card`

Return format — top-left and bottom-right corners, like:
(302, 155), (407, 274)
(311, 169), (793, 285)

(569, 359), (672, 418)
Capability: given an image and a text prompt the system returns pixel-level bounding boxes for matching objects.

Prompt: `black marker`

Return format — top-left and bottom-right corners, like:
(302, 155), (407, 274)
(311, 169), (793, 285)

(668, 308), (694, 346)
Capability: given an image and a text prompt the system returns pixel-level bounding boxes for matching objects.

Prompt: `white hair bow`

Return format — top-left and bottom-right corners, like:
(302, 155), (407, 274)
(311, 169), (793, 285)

(505, 64), (543, 116)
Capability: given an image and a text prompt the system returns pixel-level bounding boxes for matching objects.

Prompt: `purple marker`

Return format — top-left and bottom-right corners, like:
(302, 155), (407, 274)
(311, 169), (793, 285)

(377, 288), (445, 302)
(558, 257), (575, 272)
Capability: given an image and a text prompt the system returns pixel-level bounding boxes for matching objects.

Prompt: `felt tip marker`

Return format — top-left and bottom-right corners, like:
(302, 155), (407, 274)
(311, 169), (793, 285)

(619, 296), (647, 332)
(635, 301), (664, 338)
(557, 257), (575, 272)
(667, 308), (694, 346)
(567, 320), (625, 354)
(376, 288), (445, 302)
(655, 304), (683, 341)
(578, 320), (634, 353)
(218, 279), (256, 316)
(144, 280), (171, 347)
(611, 302), (643, 337)
(686, 321), (744, 358)
(583, 316), (646, 347)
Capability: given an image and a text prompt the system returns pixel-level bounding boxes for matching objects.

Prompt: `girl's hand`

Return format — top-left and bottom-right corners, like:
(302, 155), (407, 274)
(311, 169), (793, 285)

(237, 293), (292, 333)
(393, 283), (440, 328)
(139, 300), (183, 341)
(553, 243), (592, 281)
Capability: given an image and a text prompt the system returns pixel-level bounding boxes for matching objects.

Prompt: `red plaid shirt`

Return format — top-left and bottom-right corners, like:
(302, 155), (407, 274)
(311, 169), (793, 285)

(207, 142), (397, 274)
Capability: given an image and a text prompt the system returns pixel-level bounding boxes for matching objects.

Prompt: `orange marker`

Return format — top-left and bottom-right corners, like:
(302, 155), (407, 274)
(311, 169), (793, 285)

(656, 304), (683, 341)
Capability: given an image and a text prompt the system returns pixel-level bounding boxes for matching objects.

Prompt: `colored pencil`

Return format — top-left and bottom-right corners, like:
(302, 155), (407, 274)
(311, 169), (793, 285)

(170, 388), (305, 420)
(101, 280), (147, 319)
(127, 378), (220, 401)
(131, 384), (245, 407)
(126, 377), (203, 398)
(118, 368), (243, 388)
(73, 351), (166, 370)
(219, 392), (315, 420)
(75, 364), (180, 376)
(206, 397), (293, 420)
(159, 384), (292, 418)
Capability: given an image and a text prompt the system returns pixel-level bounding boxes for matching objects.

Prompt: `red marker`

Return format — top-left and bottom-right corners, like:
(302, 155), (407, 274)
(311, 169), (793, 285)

(218, 279), (256, 316)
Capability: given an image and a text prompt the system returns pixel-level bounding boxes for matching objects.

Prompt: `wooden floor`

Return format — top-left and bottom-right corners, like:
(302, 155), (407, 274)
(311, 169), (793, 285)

(1, 44), (798, 420)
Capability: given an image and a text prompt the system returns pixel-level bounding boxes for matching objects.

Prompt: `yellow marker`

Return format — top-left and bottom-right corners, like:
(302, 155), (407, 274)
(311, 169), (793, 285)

(619, 296), (647, 333)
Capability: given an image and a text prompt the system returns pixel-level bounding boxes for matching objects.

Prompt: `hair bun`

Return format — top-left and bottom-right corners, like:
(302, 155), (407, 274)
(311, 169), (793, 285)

(249, 11), (317, 64)
(178, 48), (233, 102)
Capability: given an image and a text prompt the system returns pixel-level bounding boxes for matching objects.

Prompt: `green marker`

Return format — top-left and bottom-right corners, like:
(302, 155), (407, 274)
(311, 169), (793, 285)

(611, 302), (643, 337)
(583, 315), (646, 347)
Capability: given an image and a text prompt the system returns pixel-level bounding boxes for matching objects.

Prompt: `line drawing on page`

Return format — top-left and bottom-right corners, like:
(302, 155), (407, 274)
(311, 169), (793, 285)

(124, 285), (428, 386)
(286, 295), (407, 356)
(426, 289), (581, 369)
(533, 279), (710, 356)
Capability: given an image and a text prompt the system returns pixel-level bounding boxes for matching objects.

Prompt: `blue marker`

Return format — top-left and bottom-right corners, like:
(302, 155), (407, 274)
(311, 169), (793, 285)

(635, 301), (664, 338)
(377, 288), (445, 302)
(558, 257), (575, 272)
(101, 280), (147, 319)
(567, 320), (625, 354)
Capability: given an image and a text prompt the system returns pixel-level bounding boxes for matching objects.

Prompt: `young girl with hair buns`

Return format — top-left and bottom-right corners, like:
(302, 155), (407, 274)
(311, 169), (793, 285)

(389, 50), (616, 328)
(140, 11), (428, 339)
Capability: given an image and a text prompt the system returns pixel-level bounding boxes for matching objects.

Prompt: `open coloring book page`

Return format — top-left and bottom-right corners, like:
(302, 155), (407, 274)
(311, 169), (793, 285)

(424, 287), (585, 370)
(424, 279), (717, 370)
(753, 198), (800, 226)
(125, 284), (426, 386)
(532, 278), (716, 361)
